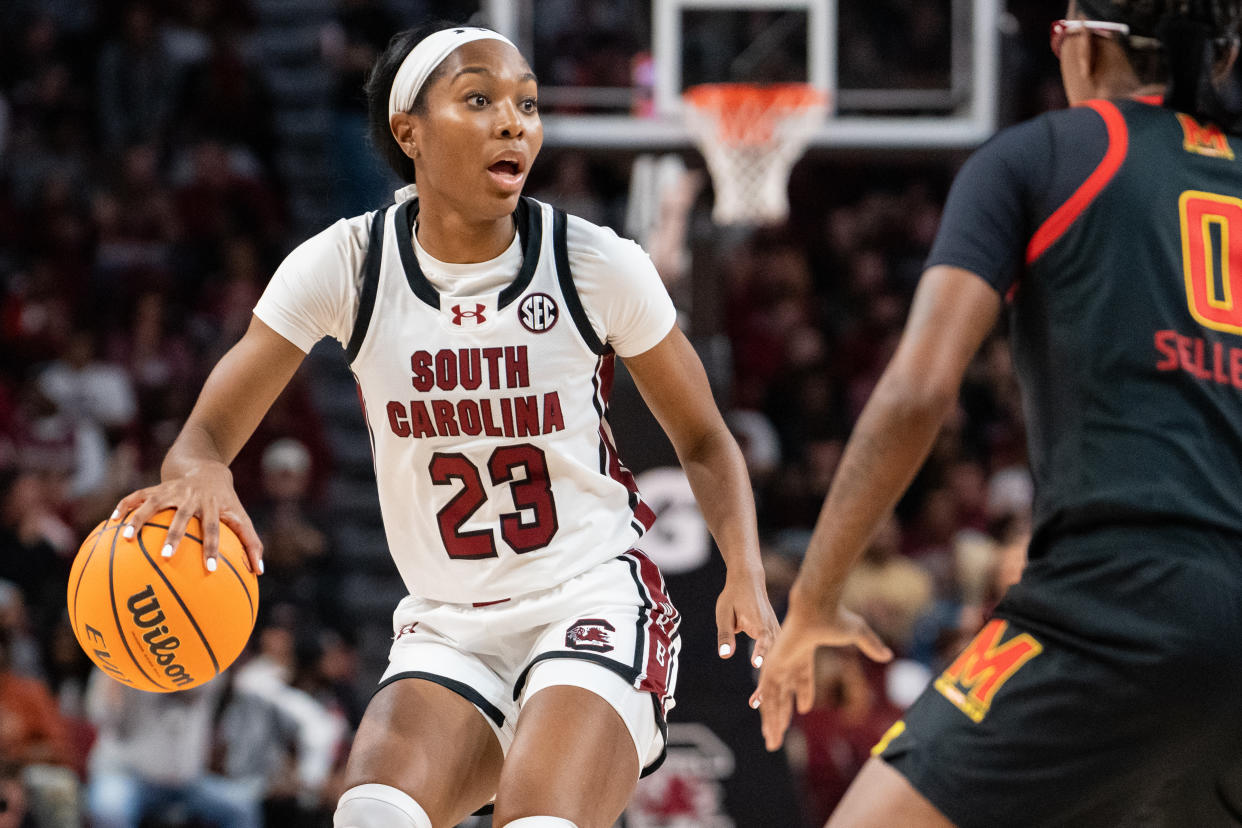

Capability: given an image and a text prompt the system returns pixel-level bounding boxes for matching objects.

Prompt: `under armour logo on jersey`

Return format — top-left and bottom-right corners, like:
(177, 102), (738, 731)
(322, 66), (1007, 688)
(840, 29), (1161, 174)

(451, 304), (487, 326)
(519, 293), (559, 333)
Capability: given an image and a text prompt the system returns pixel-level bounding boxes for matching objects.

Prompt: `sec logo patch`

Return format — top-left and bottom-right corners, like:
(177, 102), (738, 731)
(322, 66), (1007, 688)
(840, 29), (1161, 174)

(519, 292), (559, 333)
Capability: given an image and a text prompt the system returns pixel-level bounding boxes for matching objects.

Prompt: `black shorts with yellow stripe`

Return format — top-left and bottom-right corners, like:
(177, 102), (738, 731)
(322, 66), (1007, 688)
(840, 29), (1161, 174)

(877, 523), (1242, 828)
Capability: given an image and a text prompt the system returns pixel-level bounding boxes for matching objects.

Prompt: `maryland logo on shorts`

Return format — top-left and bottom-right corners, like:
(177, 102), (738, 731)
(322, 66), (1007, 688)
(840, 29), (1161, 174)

(934, 619), (1042, 723)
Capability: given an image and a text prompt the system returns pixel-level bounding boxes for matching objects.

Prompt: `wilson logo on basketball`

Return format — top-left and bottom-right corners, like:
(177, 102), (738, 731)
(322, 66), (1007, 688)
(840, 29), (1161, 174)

(126, 585), (194, 687)
(519, 293), (558, 333)
(451, 304), (487, 326)
(565, 618), (615, 653)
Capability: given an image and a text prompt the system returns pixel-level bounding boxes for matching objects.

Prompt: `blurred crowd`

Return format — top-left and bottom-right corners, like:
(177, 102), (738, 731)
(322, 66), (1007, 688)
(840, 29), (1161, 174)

(0, 0), (359, 825)
(0, 0), (1064, 826)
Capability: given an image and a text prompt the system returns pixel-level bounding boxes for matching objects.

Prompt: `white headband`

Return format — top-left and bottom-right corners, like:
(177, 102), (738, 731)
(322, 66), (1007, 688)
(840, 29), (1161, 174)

(387, 27), (518, 120)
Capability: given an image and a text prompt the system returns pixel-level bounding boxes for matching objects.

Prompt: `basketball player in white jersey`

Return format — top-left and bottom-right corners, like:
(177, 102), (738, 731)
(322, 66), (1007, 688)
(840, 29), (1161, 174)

(113, 22), (779, 828)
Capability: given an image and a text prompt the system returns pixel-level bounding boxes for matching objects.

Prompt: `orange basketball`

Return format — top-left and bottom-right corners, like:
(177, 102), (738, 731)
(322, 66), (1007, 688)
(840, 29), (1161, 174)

(67, 509), (259, 692)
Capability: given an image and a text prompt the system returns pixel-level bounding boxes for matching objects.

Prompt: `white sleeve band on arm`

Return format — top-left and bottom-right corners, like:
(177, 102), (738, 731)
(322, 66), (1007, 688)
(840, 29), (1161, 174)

(500, 818), (580, 828)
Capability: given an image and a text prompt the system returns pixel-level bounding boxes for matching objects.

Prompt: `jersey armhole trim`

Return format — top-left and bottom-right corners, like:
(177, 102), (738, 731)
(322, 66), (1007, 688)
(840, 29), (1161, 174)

(1025, 100), (1129, 265)
(393, 200), (440, 310)
(498, 197), (543, 309)
(553, 208), (610, 355)
(346, 208), (387, 364)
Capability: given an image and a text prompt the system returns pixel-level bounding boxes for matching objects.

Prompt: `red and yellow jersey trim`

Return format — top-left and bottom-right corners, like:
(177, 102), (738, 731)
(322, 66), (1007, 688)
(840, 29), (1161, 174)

(1026, 100), (1129, 265)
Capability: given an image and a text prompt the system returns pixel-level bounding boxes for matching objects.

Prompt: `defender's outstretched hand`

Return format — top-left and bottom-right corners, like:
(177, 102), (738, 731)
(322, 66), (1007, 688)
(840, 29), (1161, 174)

(751, 595), (891, 751)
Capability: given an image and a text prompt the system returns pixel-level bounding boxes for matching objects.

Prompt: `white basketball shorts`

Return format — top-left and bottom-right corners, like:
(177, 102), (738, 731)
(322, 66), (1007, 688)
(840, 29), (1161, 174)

(379, 549), (681, 775)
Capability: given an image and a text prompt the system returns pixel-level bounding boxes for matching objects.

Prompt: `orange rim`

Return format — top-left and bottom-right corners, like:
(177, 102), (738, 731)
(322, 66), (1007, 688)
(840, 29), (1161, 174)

(683, 83), (827, 145)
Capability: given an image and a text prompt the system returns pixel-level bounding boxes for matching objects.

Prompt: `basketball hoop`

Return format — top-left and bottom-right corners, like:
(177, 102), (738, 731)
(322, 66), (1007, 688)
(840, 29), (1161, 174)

(682, 83), (827, 226)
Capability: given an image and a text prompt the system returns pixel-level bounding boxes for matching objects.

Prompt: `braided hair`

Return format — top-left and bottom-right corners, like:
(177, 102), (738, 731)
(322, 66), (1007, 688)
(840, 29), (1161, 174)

(1079, 0), (1242, 131)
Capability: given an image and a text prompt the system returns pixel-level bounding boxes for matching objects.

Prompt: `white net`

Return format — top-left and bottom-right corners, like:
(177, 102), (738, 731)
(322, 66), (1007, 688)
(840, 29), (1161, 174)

(682, 83), (827, 226)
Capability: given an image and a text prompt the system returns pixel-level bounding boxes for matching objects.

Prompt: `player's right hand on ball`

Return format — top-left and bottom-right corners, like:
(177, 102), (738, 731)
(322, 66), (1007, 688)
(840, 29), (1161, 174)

(750, 586), (891, 752)
(113, 461), (264, 577)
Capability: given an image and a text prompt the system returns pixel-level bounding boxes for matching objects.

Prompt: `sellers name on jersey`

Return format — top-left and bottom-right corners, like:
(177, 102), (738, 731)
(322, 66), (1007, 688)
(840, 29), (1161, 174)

(1155, 330), (1242, 390)
(385, 345), (566, 438)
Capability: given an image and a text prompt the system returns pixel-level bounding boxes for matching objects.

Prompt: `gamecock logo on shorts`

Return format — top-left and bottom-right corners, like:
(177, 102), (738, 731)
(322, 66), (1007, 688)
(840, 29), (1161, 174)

(519, 293), (558, 333)
(565, 618), (615, 653)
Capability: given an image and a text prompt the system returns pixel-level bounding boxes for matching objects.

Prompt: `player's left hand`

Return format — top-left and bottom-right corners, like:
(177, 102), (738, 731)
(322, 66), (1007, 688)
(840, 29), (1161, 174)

(715, 562), (780, 670)
(751, 589), (892, 751)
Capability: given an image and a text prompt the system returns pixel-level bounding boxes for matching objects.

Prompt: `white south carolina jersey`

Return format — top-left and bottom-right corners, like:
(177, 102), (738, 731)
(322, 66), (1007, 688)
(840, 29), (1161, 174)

(254, 197), (677, 603)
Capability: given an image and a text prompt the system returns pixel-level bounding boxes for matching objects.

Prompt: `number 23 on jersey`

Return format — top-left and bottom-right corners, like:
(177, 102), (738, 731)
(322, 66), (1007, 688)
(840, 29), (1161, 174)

(430, 444), (558, 559)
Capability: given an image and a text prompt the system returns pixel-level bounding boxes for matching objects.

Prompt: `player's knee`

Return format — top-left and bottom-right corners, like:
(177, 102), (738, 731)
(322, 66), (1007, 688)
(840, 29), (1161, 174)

(333, 784), (432, 828)
(500, 818), (580, 828)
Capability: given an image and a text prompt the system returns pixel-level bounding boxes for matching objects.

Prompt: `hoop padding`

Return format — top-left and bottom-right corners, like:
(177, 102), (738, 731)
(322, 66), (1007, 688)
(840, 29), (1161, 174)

(683, 83), (827, 225)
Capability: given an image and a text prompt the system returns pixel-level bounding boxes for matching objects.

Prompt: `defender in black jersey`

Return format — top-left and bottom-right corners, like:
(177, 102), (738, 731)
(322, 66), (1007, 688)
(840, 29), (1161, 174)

(756, 1), (1242, 826)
